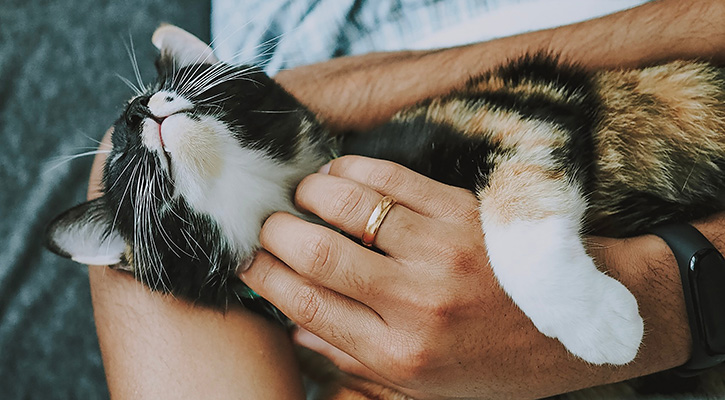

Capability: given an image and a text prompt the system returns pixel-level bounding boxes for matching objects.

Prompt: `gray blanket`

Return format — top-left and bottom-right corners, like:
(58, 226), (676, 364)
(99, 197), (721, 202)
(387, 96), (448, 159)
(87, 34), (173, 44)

(0, 2), (209, 398)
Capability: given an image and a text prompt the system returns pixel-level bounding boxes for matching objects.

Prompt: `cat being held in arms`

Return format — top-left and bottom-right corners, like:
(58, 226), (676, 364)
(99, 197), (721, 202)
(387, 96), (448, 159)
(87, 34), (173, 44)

(46, 24), (725, 395)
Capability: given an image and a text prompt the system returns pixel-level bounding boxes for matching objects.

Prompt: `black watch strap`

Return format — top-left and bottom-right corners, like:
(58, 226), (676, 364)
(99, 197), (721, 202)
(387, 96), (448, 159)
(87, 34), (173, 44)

(650, 224), (725, 376)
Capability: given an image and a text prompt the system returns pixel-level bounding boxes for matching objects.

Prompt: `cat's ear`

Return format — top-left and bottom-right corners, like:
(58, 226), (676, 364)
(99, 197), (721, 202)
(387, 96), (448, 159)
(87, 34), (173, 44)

(45, 197), (126, 266)
(152, 24), (219, 69)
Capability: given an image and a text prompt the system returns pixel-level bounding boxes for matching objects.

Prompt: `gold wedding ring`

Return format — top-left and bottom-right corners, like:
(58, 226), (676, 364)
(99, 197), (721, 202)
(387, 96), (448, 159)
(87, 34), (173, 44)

(362, 195), (396, 247)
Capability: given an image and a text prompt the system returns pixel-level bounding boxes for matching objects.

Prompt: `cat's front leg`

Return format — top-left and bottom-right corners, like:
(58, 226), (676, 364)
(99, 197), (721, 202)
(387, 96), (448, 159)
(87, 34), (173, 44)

(478, 160), (644, 365)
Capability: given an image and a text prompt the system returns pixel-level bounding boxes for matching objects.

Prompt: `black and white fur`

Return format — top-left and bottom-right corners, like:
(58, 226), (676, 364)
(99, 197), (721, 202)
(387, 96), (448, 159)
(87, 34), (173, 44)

(47, 26), (725, 370)
(47, 25), (332, 309)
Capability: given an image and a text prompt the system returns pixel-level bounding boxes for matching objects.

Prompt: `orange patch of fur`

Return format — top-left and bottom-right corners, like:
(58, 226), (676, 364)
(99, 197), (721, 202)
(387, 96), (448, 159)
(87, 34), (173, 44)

(479, 162), (567, 225)
(593, 62), (725, 202)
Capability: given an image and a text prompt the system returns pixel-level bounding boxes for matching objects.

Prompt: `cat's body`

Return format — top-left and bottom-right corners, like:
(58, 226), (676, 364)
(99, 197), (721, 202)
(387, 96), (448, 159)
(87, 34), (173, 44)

(46, 25), (725, 386)
(349, 57), (725, 237)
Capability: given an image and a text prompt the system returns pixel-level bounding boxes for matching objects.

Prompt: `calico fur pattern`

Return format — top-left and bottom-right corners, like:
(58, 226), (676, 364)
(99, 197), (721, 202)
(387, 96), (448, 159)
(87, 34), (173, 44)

(45, 27), (725, 399)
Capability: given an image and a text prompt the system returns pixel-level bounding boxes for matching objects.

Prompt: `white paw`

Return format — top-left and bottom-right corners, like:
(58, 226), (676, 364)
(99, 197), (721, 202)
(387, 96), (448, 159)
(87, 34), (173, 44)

(483, 216), (645, 365)
(535, 273), (644, 365)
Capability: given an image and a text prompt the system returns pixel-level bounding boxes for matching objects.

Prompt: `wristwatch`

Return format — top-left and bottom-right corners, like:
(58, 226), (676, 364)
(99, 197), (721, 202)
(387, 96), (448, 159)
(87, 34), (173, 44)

(650, 223), (725, 376)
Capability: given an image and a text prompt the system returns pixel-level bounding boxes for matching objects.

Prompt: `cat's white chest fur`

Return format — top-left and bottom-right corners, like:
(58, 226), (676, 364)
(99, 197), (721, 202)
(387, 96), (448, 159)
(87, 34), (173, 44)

(142, 91), (306, 260)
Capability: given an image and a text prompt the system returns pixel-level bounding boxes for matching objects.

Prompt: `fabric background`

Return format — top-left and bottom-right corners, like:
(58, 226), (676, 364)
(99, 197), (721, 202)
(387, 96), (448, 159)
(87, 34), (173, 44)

(0, 1), (209, 398)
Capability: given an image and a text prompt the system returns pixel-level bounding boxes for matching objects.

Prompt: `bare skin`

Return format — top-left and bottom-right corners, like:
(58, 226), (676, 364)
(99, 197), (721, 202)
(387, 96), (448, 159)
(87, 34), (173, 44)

(88, 0), (725, 398)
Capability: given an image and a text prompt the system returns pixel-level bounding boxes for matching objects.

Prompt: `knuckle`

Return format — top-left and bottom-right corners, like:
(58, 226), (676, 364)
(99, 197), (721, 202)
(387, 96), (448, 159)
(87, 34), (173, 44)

(293, 285), (325, 328)
(328, 182), (366, 224)
(367, 162), (403, 191)
(347, 270), (376, 298)
(299, 232), (335, 281)
(397, 289), (455, 328)
(424, 293), (456, 325)
(442, 190), (481, 223)
(388, 341), (433, 384)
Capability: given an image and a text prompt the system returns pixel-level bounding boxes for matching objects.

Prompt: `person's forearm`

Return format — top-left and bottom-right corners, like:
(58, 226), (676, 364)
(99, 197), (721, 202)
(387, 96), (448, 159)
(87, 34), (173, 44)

(90, 269), (304, 399)
(276, 0), (725, 131)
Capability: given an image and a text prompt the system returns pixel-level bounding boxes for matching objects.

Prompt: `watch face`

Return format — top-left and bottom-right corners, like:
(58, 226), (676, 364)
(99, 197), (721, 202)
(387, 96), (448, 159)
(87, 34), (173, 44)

(691, 249), (725, 355)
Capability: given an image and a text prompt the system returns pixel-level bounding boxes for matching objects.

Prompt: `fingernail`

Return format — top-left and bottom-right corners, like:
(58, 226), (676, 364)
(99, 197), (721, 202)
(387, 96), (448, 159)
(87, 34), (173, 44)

(237, 255), (254, 274)
(318, 162), (331, 175)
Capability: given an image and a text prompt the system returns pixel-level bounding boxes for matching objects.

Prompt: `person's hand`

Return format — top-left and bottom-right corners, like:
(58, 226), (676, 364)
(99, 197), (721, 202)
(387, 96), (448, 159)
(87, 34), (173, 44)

(240, 155), (691, 399)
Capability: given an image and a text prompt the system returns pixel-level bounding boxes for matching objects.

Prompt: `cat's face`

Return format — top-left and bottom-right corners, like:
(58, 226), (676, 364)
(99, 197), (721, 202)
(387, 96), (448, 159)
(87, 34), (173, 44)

(46, 26), (329, 305)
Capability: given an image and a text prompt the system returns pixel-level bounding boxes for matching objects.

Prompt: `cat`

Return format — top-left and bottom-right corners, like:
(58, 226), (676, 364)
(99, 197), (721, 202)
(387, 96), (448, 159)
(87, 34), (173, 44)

(46, 24), (725, 373)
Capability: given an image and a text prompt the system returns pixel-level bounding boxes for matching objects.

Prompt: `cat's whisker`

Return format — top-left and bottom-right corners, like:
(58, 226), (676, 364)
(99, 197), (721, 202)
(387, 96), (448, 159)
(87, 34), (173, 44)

(183, 229), (215, 268)
(107, 154), (138, 192)
(224, 18), (304, 72)
(193, 93), (233, 106)
(44, 150), (112, 174)
(179, 62), (235, 96)
(107, 156), (141, 257)
(181, 62), (247, 97)
(147, 177), (172, 293)
(115, 73), (143, 96)
(237, 31), (289, 63)
(176, 18), (251, 82)
(177, 49), (246, 95)
(193, 74), (263, 94)
(250, 109), (300, 114)
(123, 34), (145, 94)
(142, 163), (166, 291)
(75, 130), (109, 147)
(148, 178), (178, 257)
(180, 229), (201, 261)
(138, 175), (150, 283)
(211, 12), (267, 57)
(176, 61), (230, 96)
(150, 178), (193, 261)
(180, 62), (256, 96)
(131, 163), (145, 288)
(141, 159), (157, 290)
(681, 158), (700, 192)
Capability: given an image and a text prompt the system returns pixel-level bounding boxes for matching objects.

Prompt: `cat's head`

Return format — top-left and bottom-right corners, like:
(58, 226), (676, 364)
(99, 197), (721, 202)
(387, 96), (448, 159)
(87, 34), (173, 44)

(45, 25), (330, 306)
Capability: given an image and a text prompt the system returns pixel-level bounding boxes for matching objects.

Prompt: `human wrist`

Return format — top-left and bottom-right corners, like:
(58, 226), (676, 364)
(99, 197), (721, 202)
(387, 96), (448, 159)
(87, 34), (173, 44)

(590, 233), (691, 375)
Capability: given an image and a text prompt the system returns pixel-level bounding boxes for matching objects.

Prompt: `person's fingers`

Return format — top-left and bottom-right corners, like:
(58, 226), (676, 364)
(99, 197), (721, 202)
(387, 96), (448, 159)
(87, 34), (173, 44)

(259, 212), (404, 301)
(294, 173), (436, 257)
(240, 250), (388, 365)
(324, 155), (479, 224)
